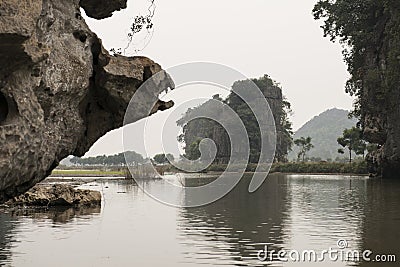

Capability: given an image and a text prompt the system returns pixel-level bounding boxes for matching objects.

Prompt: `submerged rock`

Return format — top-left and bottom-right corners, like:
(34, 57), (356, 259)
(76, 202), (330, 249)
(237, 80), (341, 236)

(0, 0), (174, 203)
(6, 184), (101, 207)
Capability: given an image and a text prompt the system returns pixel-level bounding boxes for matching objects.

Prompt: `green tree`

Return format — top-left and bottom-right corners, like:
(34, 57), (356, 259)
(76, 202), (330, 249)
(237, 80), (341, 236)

(337, 127), (366, 163)
(367, 143), (378, 154)
(70, 156), (80, 165)
(186, 139), (202, 160)
(313, 1), (400, 175)
(124, 151), (145, 166)
(276, 99), (294, 162)
(153, 154), (174, 164)
(69, 151), (144, 166)
(177, 75), (293, 163)
(294, 137), (314, 162)
(312, 1), (395, 114)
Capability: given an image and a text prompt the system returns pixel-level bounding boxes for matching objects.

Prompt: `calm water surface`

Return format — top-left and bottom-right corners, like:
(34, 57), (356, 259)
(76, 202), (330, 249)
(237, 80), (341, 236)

(0, 174), (399, 266)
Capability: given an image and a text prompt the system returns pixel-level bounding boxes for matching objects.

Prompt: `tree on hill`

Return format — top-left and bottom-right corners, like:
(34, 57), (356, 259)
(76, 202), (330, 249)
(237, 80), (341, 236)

(153, 153), (174, 165)
(289, 109), (357, 161)
(337, 127), (366, 163)
(294, 137), (314, 162)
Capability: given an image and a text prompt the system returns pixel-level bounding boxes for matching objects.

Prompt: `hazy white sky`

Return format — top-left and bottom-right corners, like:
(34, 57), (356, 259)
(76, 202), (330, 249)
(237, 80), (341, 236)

(83, 0), (354, 157)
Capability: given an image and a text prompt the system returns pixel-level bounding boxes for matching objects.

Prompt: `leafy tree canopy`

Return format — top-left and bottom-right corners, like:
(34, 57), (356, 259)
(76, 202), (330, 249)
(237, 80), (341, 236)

(71, 151), (144, 166)
(153, 153), (174, 164)
(294, 137), (314, 162)
(337, 127), (366, 163)
(177, 75), (293, 164)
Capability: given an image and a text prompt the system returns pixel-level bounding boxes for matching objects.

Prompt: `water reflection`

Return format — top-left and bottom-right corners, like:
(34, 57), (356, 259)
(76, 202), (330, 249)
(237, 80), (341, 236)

(360, 179), (400, 267)
(283, 175), (368, 266)
(178, 174), (400, 266)
(0, 175), (398, 266)
(179, 174), (289, 266)
(0, 203), (101, 265)
(7, 206), (101, 224)
(0, 213), (19, 266)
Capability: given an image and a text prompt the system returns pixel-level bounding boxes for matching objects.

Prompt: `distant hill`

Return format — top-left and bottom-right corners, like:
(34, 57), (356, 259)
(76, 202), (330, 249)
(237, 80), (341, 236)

(289, 108), (357, 161)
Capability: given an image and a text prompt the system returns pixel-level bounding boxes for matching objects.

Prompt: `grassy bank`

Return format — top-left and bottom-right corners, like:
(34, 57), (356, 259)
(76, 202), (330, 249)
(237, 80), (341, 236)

(204, 161), (369, 175)
(269, 161), (368, 175)
(51, 169), (125, 177)
(53, 161), (369, 177)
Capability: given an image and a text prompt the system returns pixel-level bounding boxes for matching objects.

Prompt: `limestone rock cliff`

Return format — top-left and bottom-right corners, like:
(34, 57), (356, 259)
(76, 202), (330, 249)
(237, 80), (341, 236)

(0, 0), (174, 203)
(360, 7), (400, 179)
(313, 1), (400, 178)
(177, 76), (290, 164)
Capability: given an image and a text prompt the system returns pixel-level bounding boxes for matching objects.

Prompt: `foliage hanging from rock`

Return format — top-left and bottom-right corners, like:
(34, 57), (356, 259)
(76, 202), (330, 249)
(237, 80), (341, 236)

(313, 0), (400, 178)
(177, 75), (293, 164)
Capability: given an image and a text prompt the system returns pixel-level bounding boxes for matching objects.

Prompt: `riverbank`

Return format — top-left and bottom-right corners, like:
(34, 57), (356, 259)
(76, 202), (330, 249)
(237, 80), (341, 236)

(51, 169), (125, 177)
(164, 161), (369, 175)
(269, 161), (368, 175)
(54, 161), (369, 177)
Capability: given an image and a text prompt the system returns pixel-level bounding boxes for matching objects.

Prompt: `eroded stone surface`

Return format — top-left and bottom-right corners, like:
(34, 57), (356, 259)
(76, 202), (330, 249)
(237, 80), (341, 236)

(359, 10), (400, 178)
(0, 0), (174, 203)
(6, 184), (101, 207)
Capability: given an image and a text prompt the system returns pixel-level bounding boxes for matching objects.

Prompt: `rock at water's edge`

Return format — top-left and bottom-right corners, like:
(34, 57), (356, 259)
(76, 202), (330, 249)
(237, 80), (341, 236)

(6, 184), (101, 207)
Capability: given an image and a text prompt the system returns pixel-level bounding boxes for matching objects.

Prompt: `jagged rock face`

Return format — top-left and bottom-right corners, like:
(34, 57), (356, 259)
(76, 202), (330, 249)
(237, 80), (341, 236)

(178, 80), (285, 164)
(0, 0), (174, 203)
(361, 8), (400, 179)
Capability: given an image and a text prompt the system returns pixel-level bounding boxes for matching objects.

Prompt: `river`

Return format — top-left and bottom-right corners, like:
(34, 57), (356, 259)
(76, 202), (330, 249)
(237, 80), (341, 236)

(0, 174), (399, 266)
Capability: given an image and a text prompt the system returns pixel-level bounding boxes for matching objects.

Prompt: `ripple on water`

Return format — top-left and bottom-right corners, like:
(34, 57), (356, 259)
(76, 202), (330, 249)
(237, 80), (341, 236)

(0, 175), (399, 266)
